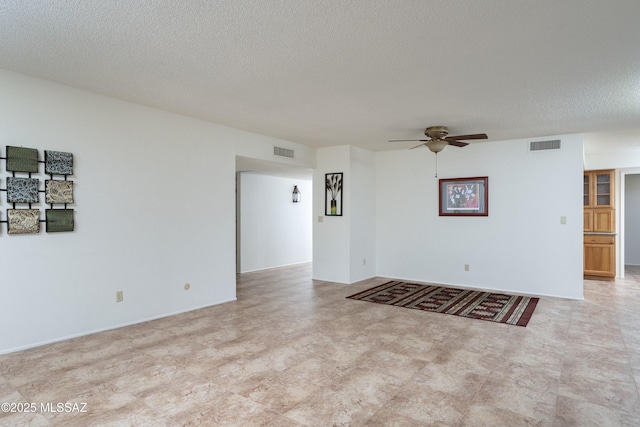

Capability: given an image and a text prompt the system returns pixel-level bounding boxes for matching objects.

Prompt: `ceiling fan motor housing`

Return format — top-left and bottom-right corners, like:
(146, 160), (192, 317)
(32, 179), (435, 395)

(425, 125), (449, 139)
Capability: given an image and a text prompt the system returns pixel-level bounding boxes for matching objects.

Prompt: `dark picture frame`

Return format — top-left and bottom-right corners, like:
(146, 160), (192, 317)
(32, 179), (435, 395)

(439, 176), (488, 216)
(325, 172), (343, 216)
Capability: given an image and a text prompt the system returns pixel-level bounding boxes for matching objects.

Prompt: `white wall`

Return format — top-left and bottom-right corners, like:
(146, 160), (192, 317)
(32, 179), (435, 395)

(0, 69), (311, 354)
(625, 174), (640, 265)
(349, 146), (376, 283)
(584, 152), (640, 170)
(313, 146), (351, 282)
(312, 145), (377, 284)
(583, 129), (640, 171)
(238, 173), (312, 272)
(376, 135), (584, 299)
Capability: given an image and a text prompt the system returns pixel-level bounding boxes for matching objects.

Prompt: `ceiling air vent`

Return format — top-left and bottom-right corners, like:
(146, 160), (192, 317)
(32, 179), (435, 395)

(274, 146), (295, 159)
(529, 139), (561, 152)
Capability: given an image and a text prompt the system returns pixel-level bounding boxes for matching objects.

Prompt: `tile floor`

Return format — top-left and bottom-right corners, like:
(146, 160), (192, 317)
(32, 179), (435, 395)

(1, 264), (639, 426)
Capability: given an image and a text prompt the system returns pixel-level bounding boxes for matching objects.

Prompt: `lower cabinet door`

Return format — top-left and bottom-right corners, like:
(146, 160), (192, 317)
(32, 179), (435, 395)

(584, 236), (615, 278)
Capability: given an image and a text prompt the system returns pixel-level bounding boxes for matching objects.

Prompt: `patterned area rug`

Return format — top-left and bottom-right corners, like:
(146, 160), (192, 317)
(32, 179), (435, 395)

(347, 281), (539, 327)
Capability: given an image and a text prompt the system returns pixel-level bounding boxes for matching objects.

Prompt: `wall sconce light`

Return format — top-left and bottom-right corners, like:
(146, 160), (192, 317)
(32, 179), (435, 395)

(292, 185), (301, 203)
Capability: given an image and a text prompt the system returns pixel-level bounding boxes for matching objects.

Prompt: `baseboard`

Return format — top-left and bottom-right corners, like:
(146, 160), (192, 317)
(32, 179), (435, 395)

(240, 261), (311, 274)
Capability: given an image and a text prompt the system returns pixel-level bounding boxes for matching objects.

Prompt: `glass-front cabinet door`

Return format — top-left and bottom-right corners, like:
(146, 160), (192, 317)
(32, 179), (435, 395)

(584, 175), (590, 206)
(583, 169), (615, 233)
(594, 171), (612, 207)
(584, 170), (615, 209)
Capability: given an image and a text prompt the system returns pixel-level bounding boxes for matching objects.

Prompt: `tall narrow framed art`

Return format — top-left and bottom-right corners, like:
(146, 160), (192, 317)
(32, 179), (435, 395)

(325, 172), (343, 216)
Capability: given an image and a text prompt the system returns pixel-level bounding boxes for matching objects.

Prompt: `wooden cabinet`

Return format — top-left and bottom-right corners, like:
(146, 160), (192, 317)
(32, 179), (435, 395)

(584, 234), (616, 279)
(583, 169), (615, 279)
(584, 170), (615, 232)
(584, 170), (614, 208)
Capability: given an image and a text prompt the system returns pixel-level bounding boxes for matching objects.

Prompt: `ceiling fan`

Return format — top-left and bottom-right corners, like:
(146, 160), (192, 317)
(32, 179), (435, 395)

(389, 126), (488, 153)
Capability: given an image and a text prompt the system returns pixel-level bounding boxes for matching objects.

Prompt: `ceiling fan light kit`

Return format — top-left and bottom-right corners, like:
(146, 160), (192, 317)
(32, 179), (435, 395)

(425, 139), (448, 153)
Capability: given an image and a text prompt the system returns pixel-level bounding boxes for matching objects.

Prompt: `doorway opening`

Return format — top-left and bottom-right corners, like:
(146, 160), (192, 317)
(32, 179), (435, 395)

(619, 169), (640, 279)
(235, 156), (313, 275)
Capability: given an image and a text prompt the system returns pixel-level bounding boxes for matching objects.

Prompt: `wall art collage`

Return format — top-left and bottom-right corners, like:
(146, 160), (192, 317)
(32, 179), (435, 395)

(0, 146), (75, 234)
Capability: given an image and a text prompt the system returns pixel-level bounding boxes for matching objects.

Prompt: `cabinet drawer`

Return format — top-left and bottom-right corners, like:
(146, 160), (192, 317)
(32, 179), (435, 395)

(584, 235), (614, 244)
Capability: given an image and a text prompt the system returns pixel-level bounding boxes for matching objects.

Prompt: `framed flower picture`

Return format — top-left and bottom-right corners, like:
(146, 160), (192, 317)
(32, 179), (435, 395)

(439, 176), (488, 216)
(325, 173), (343, 216)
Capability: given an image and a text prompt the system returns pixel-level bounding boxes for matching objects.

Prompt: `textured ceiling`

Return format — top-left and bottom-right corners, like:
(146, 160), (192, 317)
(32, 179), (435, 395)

(2, 0), (640, 152)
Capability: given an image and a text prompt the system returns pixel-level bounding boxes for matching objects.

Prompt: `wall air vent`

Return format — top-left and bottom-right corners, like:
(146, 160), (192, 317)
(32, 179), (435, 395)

(529, 139), (561, 152)
(274, 146), (295, 159)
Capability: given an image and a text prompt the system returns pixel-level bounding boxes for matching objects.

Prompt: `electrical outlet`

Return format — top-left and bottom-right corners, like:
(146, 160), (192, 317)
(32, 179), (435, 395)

(464, 264), (470, 271)
(116, 290), (123, 302)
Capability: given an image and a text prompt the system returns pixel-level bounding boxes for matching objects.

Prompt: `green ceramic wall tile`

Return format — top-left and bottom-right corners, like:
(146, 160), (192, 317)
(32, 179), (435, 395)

(46, 209), (74, 232)
(6, 146), (39, 173)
